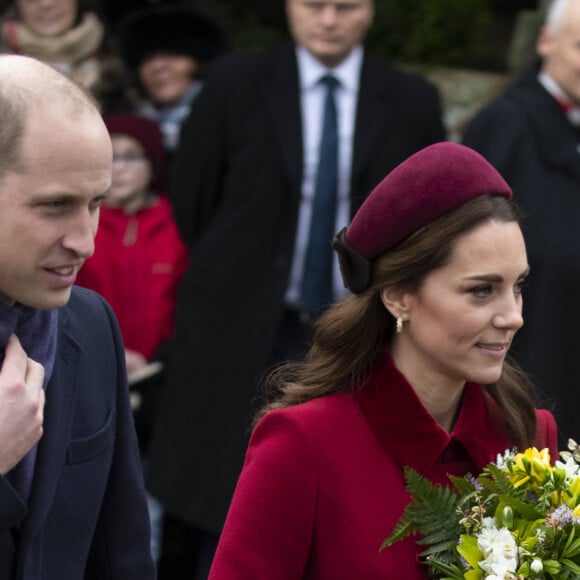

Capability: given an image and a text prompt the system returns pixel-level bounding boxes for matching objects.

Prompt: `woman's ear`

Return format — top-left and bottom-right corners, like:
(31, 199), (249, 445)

(379, 286), (412, 320)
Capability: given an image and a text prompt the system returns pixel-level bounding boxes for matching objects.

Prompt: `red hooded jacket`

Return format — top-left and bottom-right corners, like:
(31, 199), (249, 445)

(76, 195), (189, 360)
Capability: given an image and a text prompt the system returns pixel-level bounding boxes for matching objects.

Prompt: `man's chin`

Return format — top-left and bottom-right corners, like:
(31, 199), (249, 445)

(24, 287), (73, 310)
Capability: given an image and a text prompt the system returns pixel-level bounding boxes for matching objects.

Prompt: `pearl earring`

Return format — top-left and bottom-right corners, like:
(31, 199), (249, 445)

(396, 317), (404, 334)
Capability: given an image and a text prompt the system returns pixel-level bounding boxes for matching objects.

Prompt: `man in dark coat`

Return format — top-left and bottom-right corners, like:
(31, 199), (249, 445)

(463, 0), (580, 445)
(147, 1), (445, 575)
(0, 55), (155, 578)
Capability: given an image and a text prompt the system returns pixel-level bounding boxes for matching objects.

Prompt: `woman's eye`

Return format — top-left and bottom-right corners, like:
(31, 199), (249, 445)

(470, 285), (492, 298)
(514, 279), (528, 295)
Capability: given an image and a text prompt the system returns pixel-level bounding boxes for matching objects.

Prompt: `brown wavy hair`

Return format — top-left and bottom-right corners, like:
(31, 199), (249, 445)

(256, 195), (537, 449)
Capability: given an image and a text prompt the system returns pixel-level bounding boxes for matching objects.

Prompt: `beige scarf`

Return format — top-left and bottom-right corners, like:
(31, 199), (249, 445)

(1, 12), (104, 90)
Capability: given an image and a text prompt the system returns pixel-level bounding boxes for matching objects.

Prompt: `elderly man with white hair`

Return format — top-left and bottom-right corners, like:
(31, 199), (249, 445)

(463, 0), (580, 448)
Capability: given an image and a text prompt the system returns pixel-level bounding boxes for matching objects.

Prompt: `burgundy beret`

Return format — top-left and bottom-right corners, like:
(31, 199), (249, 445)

(104, 113), (165, 189)
(333, 142), (512, 293)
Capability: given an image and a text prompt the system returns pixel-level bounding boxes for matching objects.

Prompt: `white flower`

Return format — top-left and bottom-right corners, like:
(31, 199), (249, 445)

(476, 525), (518, 577)
(530, 559), (543, 574)
(555, 456), (580, 480)
(482, 517), (497, 529)
(496, 449), (515, 469)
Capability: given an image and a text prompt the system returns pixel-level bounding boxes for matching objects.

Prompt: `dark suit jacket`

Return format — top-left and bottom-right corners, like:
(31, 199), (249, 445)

(148, 44), (446, 534)
(462, 62), (580, 445)
(0, 287), (155, 579)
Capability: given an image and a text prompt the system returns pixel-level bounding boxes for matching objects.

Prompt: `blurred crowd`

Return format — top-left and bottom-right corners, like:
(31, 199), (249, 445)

(4, 0), (580, 578)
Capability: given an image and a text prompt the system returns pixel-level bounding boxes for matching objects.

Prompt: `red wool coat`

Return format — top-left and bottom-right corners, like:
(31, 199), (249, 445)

(76, 195), (189, 360)
(209, 352), (558, 579)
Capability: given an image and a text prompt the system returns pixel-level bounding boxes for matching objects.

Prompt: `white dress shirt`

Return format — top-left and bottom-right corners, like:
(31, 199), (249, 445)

(285, 44), (363, 308)
(538, 72), (580, 128)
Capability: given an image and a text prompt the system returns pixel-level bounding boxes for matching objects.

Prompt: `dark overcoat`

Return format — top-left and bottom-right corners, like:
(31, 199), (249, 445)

(463, 62), (580, 444)
(148, 44), (446, 534)
(0, 287), (155, 578)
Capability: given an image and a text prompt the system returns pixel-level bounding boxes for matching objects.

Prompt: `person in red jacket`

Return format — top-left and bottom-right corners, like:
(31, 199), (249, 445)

(77, 112), (188, 375)
(208, 142), (559, 579)
(76, 112), (189, 562)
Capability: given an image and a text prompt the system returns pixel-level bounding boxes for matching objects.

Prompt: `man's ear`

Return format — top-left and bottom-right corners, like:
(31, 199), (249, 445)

(379, 286), (412, 320)
(537, 26), (554, 60)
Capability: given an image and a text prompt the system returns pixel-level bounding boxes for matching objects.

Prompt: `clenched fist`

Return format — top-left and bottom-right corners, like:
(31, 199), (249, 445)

(0, 335), (45, 475)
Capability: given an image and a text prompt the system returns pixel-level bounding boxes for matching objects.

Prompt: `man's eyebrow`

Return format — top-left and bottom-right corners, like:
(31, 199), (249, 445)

(29, 190), (108, 202)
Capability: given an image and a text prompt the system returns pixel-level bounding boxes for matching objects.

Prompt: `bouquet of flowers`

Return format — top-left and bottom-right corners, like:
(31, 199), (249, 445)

(382, 441), (580, 579)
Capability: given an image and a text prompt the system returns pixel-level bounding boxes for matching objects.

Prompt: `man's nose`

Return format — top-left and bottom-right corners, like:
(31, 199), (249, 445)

(62, 210), (97, 259)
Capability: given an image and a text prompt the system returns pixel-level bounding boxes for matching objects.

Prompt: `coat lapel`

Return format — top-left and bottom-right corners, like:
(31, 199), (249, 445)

(512, 66), (580, 182)
(264, 45), (303, 198)
(265, 48), (393, 204)
(354, 350), (511, 475)
(351, 54), (390, 197)
(19, 311), (80, 548)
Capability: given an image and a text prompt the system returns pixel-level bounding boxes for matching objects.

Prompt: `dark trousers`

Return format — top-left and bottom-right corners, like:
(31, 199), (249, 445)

(157, 514), (219, 580)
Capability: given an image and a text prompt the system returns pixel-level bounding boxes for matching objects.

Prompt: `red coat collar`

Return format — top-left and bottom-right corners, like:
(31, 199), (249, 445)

(354, 350), (512, 476)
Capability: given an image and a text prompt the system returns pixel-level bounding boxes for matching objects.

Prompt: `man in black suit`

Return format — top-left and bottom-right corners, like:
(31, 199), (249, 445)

(463, 0), (580, 447)
(148, 1), (445, 576)
(0, 55), (155, 578)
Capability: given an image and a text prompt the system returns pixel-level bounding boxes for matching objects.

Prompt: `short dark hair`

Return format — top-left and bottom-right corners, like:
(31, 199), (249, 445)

(0, 86), (26, 178)
(0, 55), (100, 180)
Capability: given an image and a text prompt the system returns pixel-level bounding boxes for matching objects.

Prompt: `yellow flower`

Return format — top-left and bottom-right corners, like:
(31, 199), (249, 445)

(569, 476), (580, 497)
(509, 448), (552, 490)
(557, 478), (580, 510)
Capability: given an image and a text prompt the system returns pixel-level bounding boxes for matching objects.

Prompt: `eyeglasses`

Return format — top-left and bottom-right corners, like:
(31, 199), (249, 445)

(112, 152), (147, 163)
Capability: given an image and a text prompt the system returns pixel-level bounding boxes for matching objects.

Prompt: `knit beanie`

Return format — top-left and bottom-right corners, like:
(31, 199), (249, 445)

(104, 113), (165, 189)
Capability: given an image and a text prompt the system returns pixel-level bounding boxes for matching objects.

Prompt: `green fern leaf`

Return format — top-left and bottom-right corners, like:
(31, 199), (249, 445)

(382, 467), (462, 553)
(380, 518), (415, 550)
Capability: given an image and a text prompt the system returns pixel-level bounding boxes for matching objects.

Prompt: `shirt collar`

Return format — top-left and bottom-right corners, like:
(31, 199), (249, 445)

(538, 72), (570, 105)
(354, 350), (512, 475)
(296, 44), (363, 93)
(538, 72), (580, 126)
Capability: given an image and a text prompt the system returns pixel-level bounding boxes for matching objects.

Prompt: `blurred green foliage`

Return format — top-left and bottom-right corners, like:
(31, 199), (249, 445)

(368, 0), (494, 68)
(189, 0), (538, 72)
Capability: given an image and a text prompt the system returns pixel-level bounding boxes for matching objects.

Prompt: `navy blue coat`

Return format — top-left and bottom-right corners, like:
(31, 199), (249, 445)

(0, 287), (155, 579)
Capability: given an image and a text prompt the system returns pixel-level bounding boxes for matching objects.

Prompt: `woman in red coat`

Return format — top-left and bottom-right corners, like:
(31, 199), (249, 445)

(208, 142), (559, 579)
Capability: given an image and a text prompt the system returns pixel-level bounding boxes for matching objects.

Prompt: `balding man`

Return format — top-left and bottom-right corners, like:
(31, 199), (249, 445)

(463, 0), (580, 447)
(0, 55), (155, 578)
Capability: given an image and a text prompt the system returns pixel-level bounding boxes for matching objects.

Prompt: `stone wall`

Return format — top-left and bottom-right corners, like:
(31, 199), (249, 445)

(426, 67), (510, 142)
(403, 64), (510, 142)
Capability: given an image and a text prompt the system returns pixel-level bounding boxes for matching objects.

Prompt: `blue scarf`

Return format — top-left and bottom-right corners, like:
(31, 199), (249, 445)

(0, 302), (58, 503)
